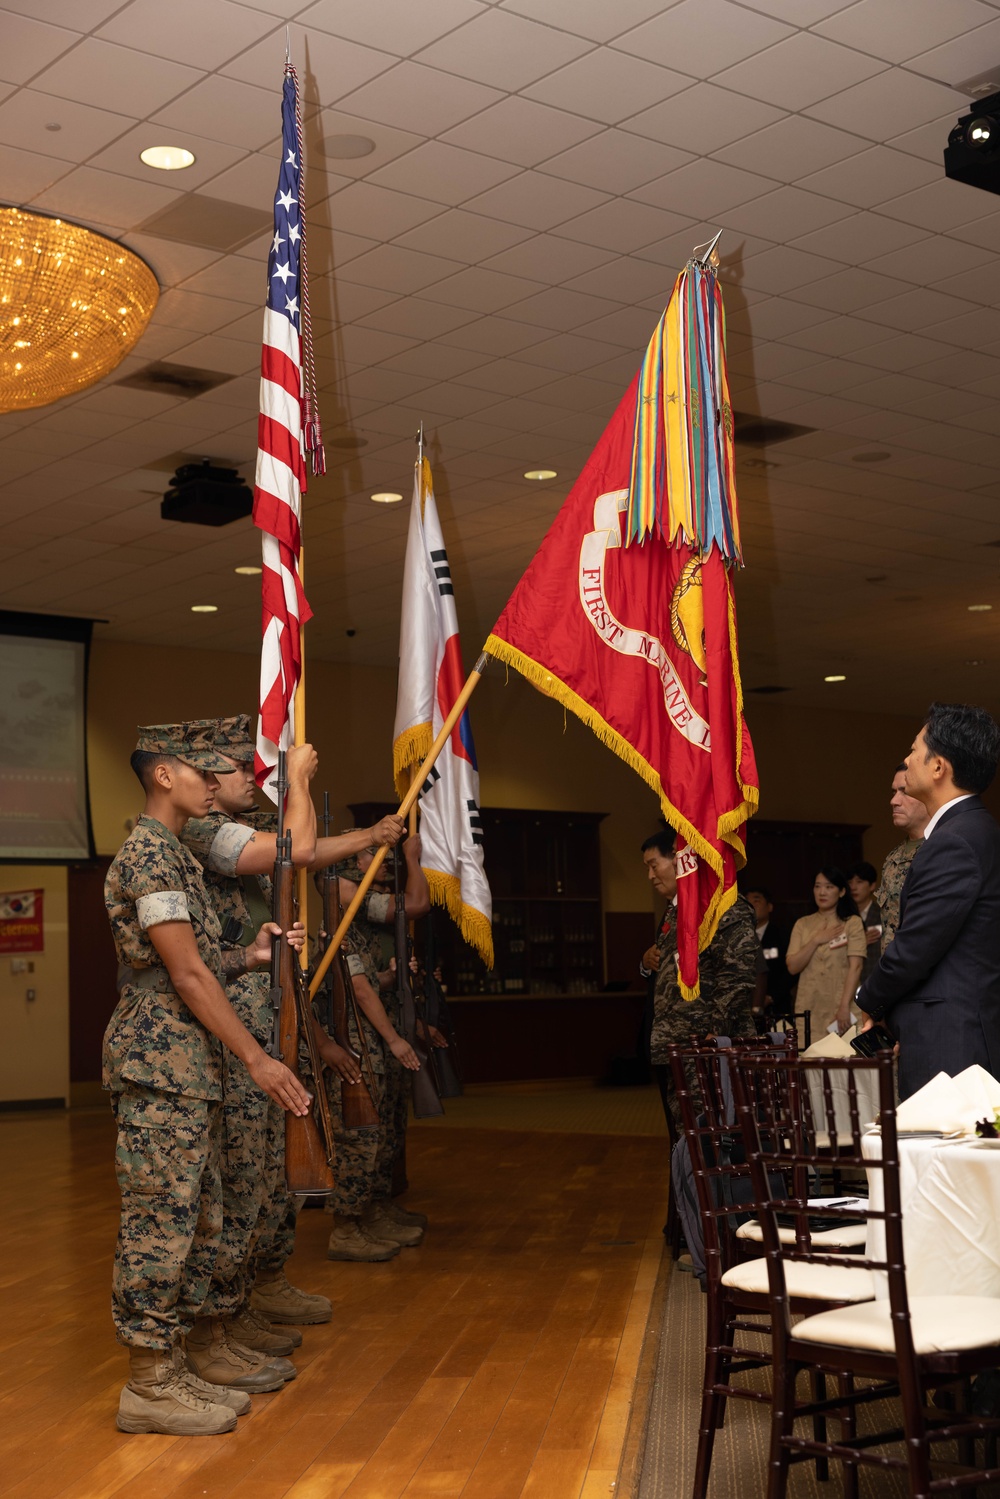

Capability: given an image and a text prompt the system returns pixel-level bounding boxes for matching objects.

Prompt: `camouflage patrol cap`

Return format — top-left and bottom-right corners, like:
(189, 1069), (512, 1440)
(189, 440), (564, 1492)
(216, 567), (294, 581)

(213, 713), (255, 763)
(135, 720), (236, 773)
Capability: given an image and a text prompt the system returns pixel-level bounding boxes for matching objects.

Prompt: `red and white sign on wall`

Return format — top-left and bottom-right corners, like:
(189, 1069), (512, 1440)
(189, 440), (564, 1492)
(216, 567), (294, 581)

(0, 889), (44, 952)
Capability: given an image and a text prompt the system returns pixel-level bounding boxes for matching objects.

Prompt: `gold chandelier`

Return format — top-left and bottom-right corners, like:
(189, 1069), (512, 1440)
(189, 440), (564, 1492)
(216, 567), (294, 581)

(0, 207), (159, 413)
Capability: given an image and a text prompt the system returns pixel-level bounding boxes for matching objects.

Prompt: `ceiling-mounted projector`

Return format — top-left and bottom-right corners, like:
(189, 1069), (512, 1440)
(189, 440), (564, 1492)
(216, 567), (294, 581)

(161, 461), (253, 526)
(944, 89), (1000, 196)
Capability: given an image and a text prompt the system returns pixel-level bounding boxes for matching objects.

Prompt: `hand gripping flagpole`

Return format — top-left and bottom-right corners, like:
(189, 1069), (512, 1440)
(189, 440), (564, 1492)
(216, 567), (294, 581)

(308, 652), (491, 1000)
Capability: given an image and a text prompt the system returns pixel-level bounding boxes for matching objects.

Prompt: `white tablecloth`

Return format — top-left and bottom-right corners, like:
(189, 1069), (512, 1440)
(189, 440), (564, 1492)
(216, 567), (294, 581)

(863, 1134), (1000, 1299)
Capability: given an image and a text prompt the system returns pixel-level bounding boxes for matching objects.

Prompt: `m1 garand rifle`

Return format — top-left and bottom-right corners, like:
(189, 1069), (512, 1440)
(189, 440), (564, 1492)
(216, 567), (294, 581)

(393, 849), (443, 1118)
(316, 791), (380, 1129)
(420, 911), (463, 1098)
(267, 752), (336, 1194)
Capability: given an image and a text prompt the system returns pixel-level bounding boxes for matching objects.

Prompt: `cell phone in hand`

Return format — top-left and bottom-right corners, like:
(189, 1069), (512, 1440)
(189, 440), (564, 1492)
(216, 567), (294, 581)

(850, 1022), (896, 1058)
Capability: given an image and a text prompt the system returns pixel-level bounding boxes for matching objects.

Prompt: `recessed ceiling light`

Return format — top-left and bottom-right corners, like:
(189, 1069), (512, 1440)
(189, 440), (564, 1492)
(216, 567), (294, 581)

(140, 145), (195, 171)
(191, 604), (218, 613)
(968, 603), (993, 612)
(370, 491), (403, 504)
(524, 468), (557, 481)
(824, 674), (846, 683)
(320, 134), (376, 159)
(234, 565), (262, 575)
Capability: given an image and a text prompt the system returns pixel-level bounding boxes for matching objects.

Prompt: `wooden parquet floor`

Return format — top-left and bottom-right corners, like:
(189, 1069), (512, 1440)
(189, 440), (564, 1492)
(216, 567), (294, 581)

(0, 1096), (668, 1499)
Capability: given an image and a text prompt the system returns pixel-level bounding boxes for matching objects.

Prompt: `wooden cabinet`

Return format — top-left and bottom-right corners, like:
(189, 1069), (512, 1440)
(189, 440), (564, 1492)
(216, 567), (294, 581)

(349, 803), (606, 996)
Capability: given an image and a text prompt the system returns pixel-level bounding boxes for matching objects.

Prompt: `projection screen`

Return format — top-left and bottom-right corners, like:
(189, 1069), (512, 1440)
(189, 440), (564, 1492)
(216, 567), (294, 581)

(0, 612), (94, 861)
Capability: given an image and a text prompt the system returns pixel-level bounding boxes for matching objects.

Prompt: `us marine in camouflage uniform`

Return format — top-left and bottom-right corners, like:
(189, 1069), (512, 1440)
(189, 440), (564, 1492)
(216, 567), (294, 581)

(180, 720), (328, 1382)
(875, 763), (929, 950)
(103, 722), (310, 1436)
(324, 842), (424, 1261)
(641, 829), (758, 1136)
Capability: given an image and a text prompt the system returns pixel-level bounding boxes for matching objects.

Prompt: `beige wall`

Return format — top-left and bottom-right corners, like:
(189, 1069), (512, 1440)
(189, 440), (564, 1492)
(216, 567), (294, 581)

(0, 865), (68, 1104)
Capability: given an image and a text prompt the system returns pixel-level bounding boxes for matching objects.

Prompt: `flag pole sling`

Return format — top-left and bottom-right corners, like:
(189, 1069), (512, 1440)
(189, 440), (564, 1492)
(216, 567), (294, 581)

(309, 651), (490, 999)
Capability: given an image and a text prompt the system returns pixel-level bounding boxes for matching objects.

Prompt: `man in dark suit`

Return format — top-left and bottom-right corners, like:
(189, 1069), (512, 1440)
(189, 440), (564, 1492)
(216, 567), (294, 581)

(858, 701), (1000, 1098)
(744, 886), (793, 1019)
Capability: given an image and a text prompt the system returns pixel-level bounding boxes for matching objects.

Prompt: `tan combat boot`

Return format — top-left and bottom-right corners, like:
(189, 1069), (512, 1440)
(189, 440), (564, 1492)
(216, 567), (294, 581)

(117, 1347), (236, 1435)
(186, 1317), (286, 1392)
(363, 1198), (424, 1247)
(327, 1214), (400, 1262)
(171, 1346), (252, 1416)
(383, 1199), (428, 1230)
(252, 1267), (331, 1326)
(223, 1305), (297, 1357)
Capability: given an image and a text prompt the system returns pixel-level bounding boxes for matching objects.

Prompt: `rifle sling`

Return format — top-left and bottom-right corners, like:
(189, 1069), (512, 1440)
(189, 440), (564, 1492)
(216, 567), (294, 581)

(238, 872), (274, 947)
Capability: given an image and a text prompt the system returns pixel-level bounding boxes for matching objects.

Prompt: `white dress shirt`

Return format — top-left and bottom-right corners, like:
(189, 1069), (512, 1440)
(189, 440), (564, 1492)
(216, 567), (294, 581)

(922, 793), (975, 841)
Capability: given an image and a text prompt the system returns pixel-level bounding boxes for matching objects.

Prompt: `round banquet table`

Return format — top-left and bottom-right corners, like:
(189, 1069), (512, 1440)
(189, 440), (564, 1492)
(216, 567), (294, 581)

(863, 1134), (1000, 1300)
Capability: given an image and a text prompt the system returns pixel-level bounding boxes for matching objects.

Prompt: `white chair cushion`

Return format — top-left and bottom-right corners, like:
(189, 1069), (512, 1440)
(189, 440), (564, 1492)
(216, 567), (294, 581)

(721, 1256), (875, 1302)
(736, 1219), (868, 1249)
(794, 1296), (1000, 1355)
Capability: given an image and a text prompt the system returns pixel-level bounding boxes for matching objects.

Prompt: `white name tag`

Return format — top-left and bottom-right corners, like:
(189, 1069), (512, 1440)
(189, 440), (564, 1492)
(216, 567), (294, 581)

(828, 933), (848, 949)
(763, 946), (779, 960)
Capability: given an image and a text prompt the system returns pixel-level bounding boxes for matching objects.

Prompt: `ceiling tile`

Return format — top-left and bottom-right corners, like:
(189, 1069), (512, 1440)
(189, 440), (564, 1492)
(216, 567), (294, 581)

(620, 83), (783, 156)
(499, 0), (671, 44)
(152, 288), (257, 334)
(466, 171), (607, 231)
(631, 159), (778, 218)
(575, 305), (664, 349)
(306, 108), (425, 182)
(31, 164), (183, 230)
(318, 180), (443, 239)
(555, 199), (693, 254)
(727, 298), (835, 340)
(948, 213), (1000, 253)
(614, 0), (792, 75)
(380, 343), (488, 380)
(223, 28), (394, 109)
(868, 235), (994, 285)
(122, 234), (224, 287)
(413, 9), (590, 91)
(88, 126), (247, 193)
(441, 96), (601, 167)
(299, 0), (485, 57)
(440, 317), (551, 355)
(394, 209), (532, 262)
(419, 265), (544, 312)
(887, 111), (960, 164)
(929, 263), (1000, 303)
(483, 234), (614, 284)
(905, 15), (1000, 84)
(805, 69), (962, 142)
(161, 334), (258, 376)
(719, 185), (854, 240)
(0, 0), (124, 23)
(861, 287), (980, 332)
(790, 211), (928, 264)
(335, 62), (502, 136)
(502, 285), (620, 333)
(722, 33), (886, 112)
(716, 115), (869, 180)
(357, 298), (479, 339)
(0, 14), (79, 86)
(880, 177), (1000, 232)
(367, 141), (519, 205)
(737, 0), (860, 18)
(0, 88), (135, 161)
(32, 37), (203, 116)
(539, 130), (687, 194)
(787, 265), (914, 311)
(798, 145), (940, 209)
(925, 308), (1000, 348)
(740, 245), (845, 293)
(815, 0), (994, 64)
(97, 0), (278, 71)
(781, 317), (898, 355)
(564, 254), (678, 303)
(150, 76), (284, 153)
(849, 332), (958, 371)
(179, 257), (268, 304)
(0, 142), (69, 202)
(336, 243), (461, 293)
(329, 325), (421, 365)
(523, 50), (692, 126)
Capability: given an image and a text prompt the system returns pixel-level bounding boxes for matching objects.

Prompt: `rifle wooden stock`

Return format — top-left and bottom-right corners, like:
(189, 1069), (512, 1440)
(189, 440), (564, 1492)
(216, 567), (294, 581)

(325, 869), (380, 1130)
(272, 824), (336, 1195)
(394, 860), (443, 1120)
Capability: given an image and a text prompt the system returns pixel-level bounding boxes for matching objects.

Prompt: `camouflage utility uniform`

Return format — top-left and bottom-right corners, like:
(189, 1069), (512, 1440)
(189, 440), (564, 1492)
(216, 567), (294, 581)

(875, 837), (922, 950)
(104, 815), (225, 1351)
(181, 803), (289, 1319)
(649, 895), (759, 1132)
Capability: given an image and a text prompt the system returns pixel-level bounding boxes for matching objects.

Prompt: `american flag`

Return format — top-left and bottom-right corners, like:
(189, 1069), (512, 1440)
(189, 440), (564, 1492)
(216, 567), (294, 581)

(253, 62), (323, 799)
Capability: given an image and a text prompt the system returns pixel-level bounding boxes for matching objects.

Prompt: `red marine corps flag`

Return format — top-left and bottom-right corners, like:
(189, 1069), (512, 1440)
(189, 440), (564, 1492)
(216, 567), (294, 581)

(253, 58), (324, 799)
(486, 246), (757, 998)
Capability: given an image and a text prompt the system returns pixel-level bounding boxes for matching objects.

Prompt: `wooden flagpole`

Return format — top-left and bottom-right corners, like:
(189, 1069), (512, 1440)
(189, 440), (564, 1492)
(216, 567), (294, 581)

(308, 651), (490, 1000)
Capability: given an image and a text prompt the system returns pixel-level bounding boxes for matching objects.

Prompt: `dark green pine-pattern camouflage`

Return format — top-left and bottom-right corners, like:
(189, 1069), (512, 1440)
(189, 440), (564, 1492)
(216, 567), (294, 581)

(650, 896), (759, 1129)
(103, 815), (224, 1099)
(875, 837), (921, 950)
(111, 1087), (222, 1348)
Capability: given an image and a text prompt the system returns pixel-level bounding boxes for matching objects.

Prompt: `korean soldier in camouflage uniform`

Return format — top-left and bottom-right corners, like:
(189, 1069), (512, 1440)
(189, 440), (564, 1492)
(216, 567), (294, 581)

(641, 828), (758, 1136)
(325, 846), (422, 1261)
(103, 722), (310, 1435)
(875, 762), (929, 950)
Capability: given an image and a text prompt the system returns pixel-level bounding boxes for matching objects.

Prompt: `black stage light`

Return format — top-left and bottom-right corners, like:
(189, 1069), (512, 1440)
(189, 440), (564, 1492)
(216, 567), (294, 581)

(945, 89), (1000, 195)
(161, 460), (253, 526)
